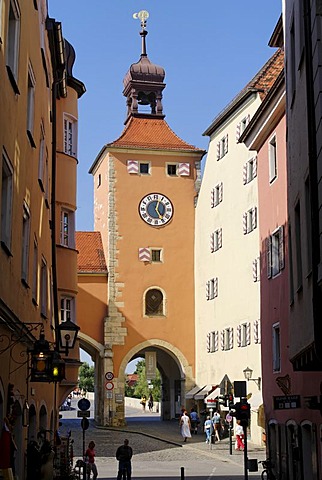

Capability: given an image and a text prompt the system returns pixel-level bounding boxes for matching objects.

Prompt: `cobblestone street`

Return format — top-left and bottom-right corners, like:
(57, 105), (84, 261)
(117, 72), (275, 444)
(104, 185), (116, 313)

(59, 399), (266, 479)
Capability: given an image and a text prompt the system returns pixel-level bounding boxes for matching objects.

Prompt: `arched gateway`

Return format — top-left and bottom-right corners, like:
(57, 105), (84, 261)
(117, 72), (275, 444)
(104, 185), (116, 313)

(76, 14), (205, 426)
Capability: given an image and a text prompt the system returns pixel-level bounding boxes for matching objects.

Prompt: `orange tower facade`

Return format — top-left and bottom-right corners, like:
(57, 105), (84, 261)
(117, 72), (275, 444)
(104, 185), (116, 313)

(87, 16), (205, 425)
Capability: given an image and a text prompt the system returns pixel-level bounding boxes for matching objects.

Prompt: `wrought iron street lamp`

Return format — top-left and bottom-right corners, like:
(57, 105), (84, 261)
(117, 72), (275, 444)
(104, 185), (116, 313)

(57, 319), (80, 356)
(243, 366), (261, 390)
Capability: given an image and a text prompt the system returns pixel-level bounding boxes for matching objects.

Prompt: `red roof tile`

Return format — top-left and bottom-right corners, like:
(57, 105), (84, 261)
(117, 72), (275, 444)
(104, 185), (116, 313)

(107, 117), (205, 153)
(247, 48), (284, 99)
(76, 231), (107, 273)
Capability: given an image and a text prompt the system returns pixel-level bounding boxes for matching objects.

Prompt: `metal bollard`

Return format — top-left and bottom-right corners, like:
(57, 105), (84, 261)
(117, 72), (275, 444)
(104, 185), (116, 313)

(180, 466), (185, 479)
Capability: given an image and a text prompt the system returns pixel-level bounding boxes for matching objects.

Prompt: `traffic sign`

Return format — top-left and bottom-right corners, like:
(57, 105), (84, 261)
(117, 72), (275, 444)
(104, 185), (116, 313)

(105, 371), (114, 381)
(78, 398), (91, 411)
(81, 417), (89, 430)
(226, 414), (233, 423)
(77, 410), (90, 417)
(106, 391), (113, 399)
(105, 381), (114, 391)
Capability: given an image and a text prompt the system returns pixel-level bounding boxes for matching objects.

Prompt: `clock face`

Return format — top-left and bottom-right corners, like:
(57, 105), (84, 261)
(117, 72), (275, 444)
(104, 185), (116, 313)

(139, 193), (174, 227)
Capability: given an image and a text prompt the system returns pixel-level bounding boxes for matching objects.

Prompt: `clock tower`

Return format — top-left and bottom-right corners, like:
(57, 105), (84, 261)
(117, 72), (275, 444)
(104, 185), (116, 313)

(89, 12), (205, 425)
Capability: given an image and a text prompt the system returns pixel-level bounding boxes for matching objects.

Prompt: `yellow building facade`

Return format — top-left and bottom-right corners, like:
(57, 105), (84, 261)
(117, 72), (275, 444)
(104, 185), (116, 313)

(0, 1), (84, 478)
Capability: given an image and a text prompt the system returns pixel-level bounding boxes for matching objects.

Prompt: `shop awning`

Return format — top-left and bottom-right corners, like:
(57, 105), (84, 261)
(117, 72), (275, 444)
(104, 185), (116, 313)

(194, 385), (215, 400)
(204, 387), (221, 404)
(185, 385), (205, 399)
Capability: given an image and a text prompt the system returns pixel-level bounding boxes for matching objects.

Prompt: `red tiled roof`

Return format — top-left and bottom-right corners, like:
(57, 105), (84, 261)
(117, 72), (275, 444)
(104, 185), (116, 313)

(75, 231), (107, 273)
(247, 48), (284, 99)
(107, 117), (205, 153)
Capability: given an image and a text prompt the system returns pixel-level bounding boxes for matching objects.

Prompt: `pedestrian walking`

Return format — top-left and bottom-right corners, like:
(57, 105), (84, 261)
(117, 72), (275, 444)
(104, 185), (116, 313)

(204, 415), (212, 444)
(179, 410), (192, 442)
(235, 420), (244, 451)
(116, 439), (133, 479)
(189, 408), (199, 434)
(212, 410), (222, 442)
(140, 395), (147, 411)
(148, 393), (154, 412)
(85, 440), (98, 480)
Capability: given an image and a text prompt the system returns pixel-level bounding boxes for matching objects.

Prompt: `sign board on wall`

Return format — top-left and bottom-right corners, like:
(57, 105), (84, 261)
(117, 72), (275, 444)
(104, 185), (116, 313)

(146, 351), (157, 380)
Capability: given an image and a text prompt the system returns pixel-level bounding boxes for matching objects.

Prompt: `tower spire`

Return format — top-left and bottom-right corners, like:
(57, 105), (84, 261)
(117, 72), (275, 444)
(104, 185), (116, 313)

(123, 11), (166, 123)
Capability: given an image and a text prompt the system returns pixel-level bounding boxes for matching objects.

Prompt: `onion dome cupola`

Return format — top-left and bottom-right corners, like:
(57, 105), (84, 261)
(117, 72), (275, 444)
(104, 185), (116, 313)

(123, 10), (166, 123)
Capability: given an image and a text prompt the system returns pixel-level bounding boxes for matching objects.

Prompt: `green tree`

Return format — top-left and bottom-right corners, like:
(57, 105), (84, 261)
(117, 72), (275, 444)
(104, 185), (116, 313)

(131, 360), (161, 401)
(78, 362), (94, 392)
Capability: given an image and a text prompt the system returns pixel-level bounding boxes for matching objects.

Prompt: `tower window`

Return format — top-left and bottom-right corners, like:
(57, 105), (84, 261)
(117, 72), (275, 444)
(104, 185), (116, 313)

(151, 249), (162, 262)
(167, 164), (177, 176)
(145, 288), (164, 316)
(139, 163), (150, 175)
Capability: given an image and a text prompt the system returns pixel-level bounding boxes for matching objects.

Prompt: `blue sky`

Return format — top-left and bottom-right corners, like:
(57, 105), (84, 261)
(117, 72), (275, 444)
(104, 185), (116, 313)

(49, 1), (282, 231)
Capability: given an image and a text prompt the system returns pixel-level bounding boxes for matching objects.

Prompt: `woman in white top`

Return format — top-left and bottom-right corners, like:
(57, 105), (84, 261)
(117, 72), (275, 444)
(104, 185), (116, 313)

(179, 411), (192, 442)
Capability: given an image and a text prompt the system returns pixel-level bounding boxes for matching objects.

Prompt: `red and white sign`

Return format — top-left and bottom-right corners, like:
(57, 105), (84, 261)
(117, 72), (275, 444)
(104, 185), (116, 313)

(105, 372), (114, 381)
(226, 414), (233, 423)
(105, 381), (114, 391)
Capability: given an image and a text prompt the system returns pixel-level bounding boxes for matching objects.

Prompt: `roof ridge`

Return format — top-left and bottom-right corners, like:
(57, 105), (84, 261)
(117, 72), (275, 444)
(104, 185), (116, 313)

(247, 48), (283, 90)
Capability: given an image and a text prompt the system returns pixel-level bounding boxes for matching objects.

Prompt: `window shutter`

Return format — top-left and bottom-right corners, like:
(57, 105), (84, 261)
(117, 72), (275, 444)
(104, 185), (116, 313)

(224, 134), (229, 154)
(207, 333), (211, 353)
(214, 277), (218, 297)
(253, 156), (257, 177)
(254, 320), (261, 344)
(178, 162), (190, 176)
(138, 247), (151, 261)
(267, 236), (272, 278)
(246, 322), (251, 345)
(206, 281), (210, 300)
(236, 122), (241, 142)
(219, 183), (223, 202)
(220, 330), (225, 350)
(243, 163), (248, 185)
(243, 212), (247, 234)
(218, 228), (222, 249)
(127, 160), (139, 174)
(252, 258), (259, 282)
(214, 331), (219, 351)
(229, 328), (234, 349)
(252, 207), (257, 230)
(237, 325), (242, 347)
(210, 233), (214, 253)
(211, 189), (215, 208)
(216, 141), (220, 160)
(279, 226), (285, 270)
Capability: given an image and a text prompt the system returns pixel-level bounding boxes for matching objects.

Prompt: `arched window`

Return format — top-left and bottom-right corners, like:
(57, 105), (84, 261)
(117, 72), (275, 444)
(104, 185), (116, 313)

(145, 288), (164, 316)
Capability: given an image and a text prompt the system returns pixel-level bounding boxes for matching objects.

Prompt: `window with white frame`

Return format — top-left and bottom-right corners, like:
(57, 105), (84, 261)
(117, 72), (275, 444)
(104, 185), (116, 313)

(272, 323), (281, 372)
(27, 63), (36, 141)
(252, 257), (260, 282)
(32, 237), (38, 303)
(63, 115), (77, 157)
(60, 209), (75, 248)
(243, 157), (257, 184)
(40, 256), (47, 317)
(208, 331), (218, 353)
(267, 226), (284, 278)
(61, 296), (74, 322)
(167, 164), (177, 176)
(21, 202), (31, 283)
(1, 150), (13, 250)
(206, 277), (218, 300)
(139, 162), (150, 175)
(269, 135), (277, 183)
(210, 228), (222, 253)
(211, 182), (223, 208)
(236, 115), (251, 142)
(221, 327), (233, 351)
(6, 0), (20, 83)
(241, 323), (251, 347)
(243, 207), (257, 234)
(216, 134), (228, 160)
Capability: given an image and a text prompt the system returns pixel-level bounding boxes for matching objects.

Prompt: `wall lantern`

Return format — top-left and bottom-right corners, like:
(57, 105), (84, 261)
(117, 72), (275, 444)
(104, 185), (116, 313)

(57, 319), (80, 356)
(243, 366), (261, 390)
(30, 332), (53, 382)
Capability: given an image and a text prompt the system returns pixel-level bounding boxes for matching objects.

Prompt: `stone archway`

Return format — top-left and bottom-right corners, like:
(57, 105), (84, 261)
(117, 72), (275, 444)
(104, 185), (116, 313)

(102, 339), (195, 426)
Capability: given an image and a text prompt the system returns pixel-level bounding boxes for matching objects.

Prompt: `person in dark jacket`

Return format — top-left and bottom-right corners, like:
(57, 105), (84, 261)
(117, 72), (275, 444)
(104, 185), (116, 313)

(116, 439), (133, 479)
